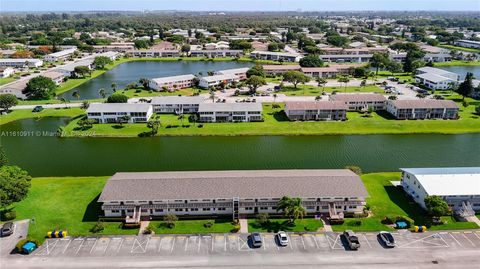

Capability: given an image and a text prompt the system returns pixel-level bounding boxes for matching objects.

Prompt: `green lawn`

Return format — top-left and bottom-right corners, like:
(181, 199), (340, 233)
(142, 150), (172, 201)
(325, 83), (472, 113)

(151, 219), (235, 234)
(434, 61), (480, 67)
(119, 87), (205, 99)
(7, 177), (138, 243)
(0, 77), (16, 86)
(248, 218), (323, 233)
(278, 85), (384, 96)
(438, 44), (480, 53)
(61, 99), (480, 137)
(0, 107), (84, 125)
(331, 173), (479, 232)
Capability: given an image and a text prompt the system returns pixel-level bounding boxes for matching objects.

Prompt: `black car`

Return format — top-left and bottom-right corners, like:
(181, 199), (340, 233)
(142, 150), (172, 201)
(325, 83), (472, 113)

(343, 230), (360, 250)
(1, 222), (14, 237)
(378, 231), (395, 248)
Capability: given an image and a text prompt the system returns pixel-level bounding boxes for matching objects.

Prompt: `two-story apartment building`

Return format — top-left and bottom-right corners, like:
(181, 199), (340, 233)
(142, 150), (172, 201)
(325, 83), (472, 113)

(415, 67), (459, 90)
(190, 50), (243, 58)
(330, 93), (387, 111)
(43, 48), (77, 62)
(284, 101), (347, 121)
(98, 169), (369, 222)
(215, 68), (250, 80)
(386, 99), (459, 120)
(130, 50), (180, 58)
(198, 103), (263, 122)
(150, 96), (204, 114)
(149, 74), (196, 91)
(86, 103), (153, 123)
(400, 167), (480, 215)
(198, 74), (239, 89)
(0, 59), (44, 68)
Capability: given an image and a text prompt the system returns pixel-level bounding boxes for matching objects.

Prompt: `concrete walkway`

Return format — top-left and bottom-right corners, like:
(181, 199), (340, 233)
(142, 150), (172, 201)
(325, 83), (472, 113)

(320, 217), (333, 232)
(466, 216), (480, 227)
(138, 220), (150, 235)
(239, 217), (248, 233)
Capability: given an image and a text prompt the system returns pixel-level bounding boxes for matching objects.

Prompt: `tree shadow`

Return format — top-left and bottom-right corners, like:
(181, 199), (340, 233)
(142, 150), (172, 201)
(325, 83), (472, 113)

(383, 185), (428, 225)
(375, 110), (397, 120)
(250, 220), (296, 233)
(112, 125), (125, 129)
(272, 110), (289, 122)
(82, 194), (103, 222)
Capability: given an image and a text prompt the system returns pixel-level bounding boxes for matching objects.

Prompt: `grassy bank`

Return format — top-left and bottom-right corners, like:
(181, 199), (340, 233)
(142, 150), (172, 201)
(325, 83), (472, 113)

(331, 173), (479, 232)
(61, 99), (480, 137)
(278, 85), (384, 96)
(0, 107), (84, 125)
(434, 60), (480, 67)
(438, 44), (480, 53)
(0, 77), (16, 86)
(7, 176), (138, 243)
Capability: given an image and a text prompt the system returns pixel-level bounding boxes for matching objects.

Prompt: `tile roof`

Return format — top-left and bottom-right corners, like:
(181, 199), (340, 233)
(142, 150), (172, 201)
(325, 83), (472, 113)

(330, 93), (387, 102)
(285, 101), (348, 111)
(388, 99), (459, 109)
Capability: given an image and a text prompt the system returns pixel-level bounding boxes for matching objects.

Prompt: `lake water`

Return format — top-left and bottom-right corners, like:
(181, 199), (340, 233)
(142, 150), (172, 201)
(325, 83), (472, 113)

(58, 60), (254, 100)
(2, 118), (479, 177)
(437, 65), (480, 80)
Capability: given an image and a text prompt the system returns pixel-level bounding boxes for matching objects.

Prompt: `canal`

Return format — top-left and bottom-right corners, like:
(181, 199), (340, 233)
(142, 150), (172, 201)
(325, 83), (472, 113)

(1, 118), (479, 177)
(58, 60), (254, 100)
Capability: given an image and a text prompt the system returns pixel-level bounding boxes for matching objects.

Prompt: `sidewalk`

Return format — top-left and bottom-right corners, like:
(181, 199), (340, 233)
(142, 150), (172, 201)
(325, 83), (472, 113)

(239, 217), (248, 233)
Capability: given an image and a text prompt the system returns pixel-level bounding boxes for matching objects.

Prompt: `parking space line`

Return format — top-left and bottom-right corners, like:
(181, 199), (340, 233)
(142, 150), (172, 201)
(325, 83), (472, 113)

(288, 235), (293, 249)
(89, 238), (98, 254)
(437, 233), (449, 247)
(197, 236), (202, 253)
(362, 234), (372, 248)
(449, 233), (463, 247)
(102, 238), (111, 253)
(185, 236), (189, 252)
(116, 238), (124, 253)
(75, 239), (85, 255)
(171, 237), (176, 253)
(61, 239), (72, 254)
(300, 234), (306, 249)
(473, 232), (480, 241)
(157, 237), (163, 253)
(461, 233), (476, 247)
(224, 235), (227, 252)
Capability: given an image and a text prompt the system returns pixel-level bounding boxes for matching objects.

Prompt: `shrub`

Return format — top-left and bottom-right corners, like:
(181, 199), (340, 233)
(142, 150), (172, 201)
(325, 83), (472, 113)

(231, 224), (241, 233)
(144, 223), (155, 234)
(106, 93), (128, 103)
(381, 216), (394, 225)
(204, 220), (214, 228)
(89, 221), (105, 233)
(475, 105), (480, 115)
(122, 223), (140, 229)
(345, 166), (362, 175)
(348, 220), (362, 226)
(164, 214), (178, 228)
(2, 210), (16, 221)
(256, 213), (270, 224)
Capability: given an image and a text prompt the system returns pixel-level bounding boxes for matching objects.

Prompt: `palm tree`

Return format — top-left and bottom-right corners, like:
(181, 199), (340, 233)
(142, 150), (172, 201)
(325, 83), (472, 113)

(316, 77), (327, 93)
(139, 78), (150, 89)
(60, 97), (68, 108)
(111, 82), (117, 92)
(273, 93), (277, 103)
(72, 90), (80, 100)
(276, 196), (306, 224)
(338, 75), (350, 92)
(191, 114), (199, 126)
(98, 88), (106, 99)
(209, 90), (216, 103)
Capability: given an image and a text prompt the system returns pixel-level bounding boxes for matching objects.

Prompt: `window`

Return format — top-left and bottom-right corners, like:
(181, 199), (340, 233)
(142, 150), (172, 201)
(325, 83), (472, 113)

(190, 208), (199, 211)
(154, 209), (163, 212)
(175, 208), (183, 212)
(202, 208), (210, 211)
(111, 210), (120, 213)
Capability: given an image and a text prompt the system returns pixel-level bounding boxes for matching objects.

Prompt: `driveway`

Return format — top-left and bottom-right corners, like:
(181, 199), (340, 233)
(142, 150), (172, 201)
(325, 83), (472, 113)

(0, 220), (29, 256)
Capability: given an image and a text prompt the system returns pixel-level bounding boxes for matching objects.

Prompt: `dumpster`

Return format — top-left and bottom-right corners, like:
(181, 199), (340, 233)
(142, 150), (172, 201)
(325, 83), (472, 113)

(395, 221), (408, 229)
(22, 242), (37, 254)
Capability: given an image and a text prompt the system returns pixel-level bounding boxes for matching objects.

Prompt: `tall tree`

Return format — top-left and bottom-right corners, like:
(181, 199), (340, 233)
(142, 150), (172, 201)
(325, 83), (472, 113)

(0, 166), (32, 210)
(245, 75), (266, 94)
(299, 55), (324, 67)
(369, 53), (388, 76)
(457, 72), (474, 101)
(93, 56), (113, 70)
(0, 94), (18, 113)
(283, 71), (310, 89)
(424, 196), (450, 219)
(24, 76), (57, 100)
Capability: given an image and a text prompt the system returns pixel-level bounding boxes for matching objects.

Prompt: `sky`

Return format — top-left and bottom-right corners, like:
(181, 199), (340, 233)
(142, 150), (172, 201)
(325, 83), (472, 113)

(1, 0), (479, 12)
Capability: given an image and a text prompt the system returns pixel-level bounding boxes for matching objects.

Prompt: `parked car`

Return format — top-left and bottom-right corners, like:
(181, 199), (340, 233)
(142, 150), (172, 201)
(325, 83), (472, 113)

(343, 230), (360, 250)
(32, 106), (43, 113)
(250, 232), (263, 248)
(1, 222), (14, 237)
(276, 231), (289, 246)
(378, 231), (395, 248)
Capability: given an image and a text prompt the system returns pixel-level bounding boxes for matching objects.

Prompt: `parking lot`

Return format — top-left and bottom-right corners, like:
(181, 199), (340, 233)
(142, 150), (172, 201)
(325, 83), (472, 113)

(29, 230), (480, 258)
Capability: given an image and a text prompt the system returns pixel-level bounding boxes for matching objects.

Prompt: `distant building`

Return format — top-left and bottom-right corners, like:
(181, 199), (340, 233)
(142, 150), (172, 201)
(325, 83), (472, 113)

(44, 48), (77, 62)
(262, 65), (302, 76)
(284, 101), (347, 121)
(214, 67), (250, 80)
(149, 74), (196, 91)
(0, 67), (15, 78)
(330, 93), (387, 111)
(198, 103), (263, 122)
(41, 71), (65, 85)
(150, 96), (204, 114)
(55, 59), (94, 77)
(0, 79), (27, 99)
(400, 167), (480, 215)
(301, 65), (354, 78)
(130, 50), (180, 58)
(415, 67), (459, 90)
(93, 43), (135, 53)
(86, 103), (153, 123)
(386, 99), (459, 120)
(0, 59), (43, 68)
(190, 50), (243, 58)
(454, 40), (480, 49)
(98, 169), (368, 221)
(250, 51), (303, 62)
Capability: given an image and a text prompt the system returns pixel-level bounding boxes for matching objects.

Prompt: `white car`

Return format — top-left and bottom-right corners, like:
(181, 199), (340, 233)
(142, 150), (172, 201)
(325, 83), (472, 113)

(276, 231), (289, 246)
